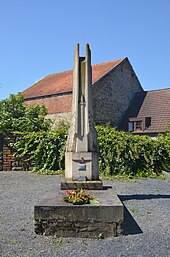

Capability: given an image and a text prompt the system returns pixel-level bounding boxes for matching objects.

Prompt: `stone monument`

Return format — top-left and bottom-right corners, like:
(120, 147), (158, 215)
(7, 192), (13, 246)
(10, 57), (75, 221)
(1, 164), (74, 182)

(34, 44), (124, 238)
(61, 44), (103, 190)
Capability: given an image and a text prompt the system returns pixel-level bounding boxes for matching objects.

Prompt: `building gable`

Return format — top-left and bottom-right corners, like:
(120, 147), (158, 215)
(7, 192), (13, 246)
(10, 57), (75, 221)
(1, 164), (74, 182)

(23, 58), (125, 100)
(92, 58), (143, 126)
(23, 57), (143, 128)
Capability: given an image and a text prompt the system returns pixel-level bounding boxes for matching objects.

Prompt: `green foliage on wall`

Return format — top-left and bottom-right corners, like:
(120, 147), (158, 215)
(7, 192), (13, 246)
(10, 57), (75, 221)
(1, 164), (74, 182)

(0, 94), (51, 133)
(1, 94), (169, 176)
(97, 126), (169, 177)
(154, 131), (170, 172)
(12, 129), (67, 173)
(11, 125), (170, 177)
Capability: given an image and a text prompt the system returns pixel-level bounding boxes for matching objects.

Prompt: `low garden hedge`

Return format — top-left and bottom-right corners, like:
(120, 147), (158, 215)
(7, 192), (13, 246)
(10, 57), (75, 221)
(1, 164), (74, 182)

(11, 126), (170, 178)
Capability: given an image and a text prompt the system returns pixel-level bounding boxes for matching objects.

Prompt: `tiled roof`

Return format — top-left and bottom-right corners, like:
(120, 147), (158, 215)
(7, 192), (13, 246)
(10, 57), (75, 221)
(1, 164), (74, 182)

(119, 88), (170, 133)
(23, 58), (125, 99)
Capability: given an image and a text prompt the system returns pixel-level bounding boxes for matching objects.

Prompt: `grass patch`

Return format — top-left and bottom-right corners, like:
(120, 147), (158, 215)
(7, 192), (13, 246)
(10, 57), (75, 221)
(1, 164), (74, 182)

(100, 174), (137, 182)
(18, 216), (25, 221)
(100, 172), (165, 181)
(8, 239), (20, 245)
(53, 238), (70, 248)
(31, 169), (64, 176)
(130, 207), (138, 213)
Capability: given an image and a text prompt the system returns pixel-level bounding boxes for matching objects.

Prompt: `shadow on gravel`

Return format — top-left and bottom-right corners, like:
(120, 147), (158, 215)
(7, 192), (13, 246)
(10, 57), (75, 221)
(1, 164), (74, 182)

(122, 205), (143, 236)
(119, 194), (170, 236)
(119, 194), (170, 201)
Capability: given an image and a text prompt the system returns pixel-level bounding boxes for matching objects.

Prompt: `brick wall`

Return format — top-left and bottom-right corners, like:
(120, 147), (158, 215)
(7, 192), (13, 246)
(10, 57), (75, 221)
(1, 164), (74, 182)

(3, 135), (16, 171)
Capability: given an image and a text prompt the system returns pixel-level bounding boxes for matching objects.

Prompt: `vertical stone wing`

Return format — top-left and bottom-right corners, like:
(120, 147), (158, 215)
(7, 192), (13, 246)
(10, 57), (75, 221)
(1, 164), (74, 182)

(85, 44), (99, 152)
(66, 44), (80, 152)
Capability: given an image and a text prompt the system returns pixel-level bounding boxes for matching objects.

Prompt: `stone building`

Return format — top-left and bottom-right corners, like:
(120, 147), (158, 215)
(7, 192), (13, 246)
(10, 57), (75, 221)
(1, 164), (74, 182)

(23, 57), (143, 128)
(22, 57), (170, 136)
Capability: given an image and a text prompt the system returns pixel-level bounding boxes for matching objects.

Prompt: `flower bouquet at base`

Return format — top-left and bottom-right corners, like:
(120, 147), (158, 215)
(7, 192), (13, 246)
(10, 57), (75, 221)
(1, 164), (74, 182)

(63, 188), (100, 205)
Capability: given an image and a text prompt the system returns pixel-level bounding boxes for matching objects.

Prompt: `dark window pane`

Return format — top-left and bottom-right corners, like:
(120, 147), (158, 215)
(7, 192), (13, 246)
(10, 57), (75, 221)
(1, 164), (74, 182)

(135, 121), (142, 130)
(128, 122), (134, 131)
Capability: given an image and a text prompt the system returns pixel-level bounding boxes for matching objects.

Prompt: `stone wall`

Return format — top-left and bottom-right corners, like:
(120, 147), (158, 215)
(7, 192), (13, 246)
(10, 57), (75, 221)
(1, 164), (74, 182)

(92, 58), (143, 127)
(46, 112), (71, 129)
(34, 189), (124, 238)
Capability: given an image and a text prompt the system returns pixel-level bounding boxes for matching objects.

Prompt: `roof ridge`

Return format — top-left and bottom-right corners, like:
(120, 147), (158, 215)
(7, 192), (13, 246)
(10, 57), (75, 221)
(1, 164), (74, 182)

(46, 58), (125, 77)
(23, 57), (126, 95)
(92, 58), (126, 85)
(145, 87), (170, 92)
(92, 58), (125, 66)
(46, 69), (72, 78)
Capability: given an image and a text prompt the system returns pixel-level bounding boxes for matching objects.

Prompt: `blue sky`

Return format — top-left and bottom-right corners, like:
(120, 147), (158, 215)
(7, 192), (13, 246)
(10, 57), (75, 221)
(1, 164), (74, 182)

(0, 0), (170, 100)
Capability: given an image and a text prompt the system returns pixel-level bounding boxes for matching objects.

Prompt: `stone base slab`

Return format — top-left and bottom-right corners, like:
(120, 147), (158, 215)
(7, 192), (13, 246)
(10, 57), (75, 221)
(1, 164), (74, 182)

(61, 180), (103, 190)
(34, 189), (124, 238)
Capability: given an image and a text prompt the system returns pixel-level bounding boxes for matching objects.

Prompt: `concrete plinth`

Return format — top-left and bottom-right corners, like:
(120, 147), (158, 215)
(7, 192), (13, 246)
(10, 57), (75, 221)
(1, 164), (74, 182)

(61, 180), (103, 190)
(34, 189), (124, 238)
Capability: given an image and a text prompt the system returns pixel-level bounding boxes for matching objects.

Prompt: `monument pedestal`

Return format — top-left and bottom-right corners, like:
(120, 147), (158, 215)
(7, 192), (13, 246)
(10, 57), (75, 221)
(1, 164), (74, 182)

(61, 180), (103, 190)
(34, 189), (124, 238)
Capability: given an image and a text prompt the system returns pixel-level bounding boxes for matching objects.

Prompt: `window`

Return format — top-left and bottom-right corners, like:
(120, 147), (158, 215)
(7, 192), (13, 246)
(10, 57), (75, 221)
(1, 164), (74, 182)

(128, 117), (151, 132)
(128, 120), (142, 131)
(135, 121), (143, 130)
(128, 121), (134, 132)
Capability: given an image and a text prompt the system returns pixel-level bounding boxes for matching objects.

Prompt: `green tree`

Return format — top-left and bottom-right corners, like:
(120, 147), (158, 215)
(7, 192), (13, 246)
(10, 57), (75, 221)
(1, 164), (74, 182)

(0, 94), (51, 133)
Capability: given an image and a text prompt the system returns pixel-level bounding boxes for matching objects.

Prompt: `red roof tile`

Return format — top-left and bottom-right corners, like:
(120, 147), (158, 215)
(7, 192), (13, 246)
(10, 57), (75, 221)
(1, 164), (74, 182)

(23, 58), (125, 99)
(119, 88), (170, 133)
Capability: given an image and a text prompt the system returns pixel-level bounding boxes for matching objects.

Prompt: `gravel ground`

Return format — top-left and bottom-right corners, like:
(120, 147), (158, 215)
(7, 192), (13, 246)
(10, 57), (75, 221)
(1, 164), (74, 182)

(0, 171), (170, 257)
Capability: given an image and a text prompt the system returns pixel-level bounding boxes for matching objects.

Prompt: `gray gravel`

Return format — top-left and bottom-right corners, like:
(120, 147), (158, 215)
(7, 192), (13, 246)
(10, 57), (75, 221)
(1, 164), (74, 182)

(0, 171), (170, 257)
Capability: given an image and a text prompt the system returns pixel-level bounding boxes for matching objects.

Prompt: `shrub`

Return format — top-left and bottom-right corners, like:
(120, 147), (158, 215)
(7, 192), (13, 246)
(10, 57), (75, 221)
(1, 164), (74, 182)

(153, 131), (170, 172)
(97, 126), (157, 177)
(0, 94), (51, 133)
(12, 129), (67, 173)
(11, 125), (170, 177)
